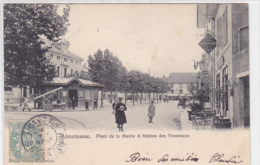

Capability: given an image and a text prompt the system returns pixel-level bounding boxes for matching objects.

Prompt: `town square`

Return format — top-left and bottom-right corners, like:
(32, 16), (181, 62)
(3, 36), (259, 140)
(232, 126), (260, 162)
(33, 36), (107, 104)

(2, 2), (257, 165)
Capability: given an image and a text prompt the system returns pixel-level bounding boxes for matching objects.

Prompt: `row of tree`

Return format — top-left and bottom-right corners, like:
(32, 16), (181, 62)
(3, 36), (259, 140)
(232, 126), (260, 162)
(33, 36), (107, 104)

(87, 49), (170, 105)
(4, 4), (169, 106)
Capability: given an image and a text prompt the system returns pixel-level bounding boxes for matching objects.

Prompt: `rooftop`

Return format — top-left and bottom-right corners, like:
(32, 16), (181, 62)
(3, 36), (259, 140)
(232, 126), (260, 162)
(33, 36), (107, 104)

(40, 37), (84, 61)
(44, 77), (103, 87)
(162, 72), (198, 84)
(48, 46), (84, 61)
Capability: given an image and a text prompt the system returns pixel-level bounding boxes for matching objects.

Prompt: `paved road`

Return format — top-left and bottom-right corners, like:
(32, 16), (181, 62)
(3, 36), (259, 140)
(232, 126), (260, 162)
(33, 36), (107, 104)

(5, 101), (184, 132)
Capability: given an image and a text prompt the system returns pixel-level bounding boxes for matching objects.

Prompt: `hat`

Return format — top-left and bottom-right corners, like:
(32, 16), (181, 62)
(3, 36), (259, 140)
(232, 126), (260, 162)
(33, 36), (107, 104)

(118, 97), (123, 100)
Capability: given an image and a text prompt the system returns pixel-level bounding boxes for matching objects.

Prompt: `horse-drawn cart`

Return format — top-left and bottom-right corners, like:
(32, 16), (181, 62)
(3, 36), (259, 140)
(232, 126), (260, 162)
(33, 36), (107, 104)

(34, 87), (67, 112)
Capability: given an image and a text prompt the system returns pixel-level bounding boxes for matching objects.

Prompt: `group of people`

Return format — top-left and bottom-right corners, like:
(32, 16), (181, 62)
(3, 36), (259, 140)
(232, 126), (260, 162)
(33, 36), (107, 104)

(22, 95), (98, 111)
(84, 96), (98, 111)
(112, 97), (156, 132)
(163, 98), (169, 103)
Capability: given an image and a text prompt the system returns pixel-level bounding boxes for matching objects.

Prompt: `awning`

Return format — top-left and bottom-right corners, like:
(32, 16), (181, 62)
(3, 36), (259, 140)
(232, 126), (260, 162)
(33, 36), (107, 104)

(44, 77), (104, 87)
(185, 93), (193, 97)
(168, 93), (179, 97)
(179, 94), (186, 97)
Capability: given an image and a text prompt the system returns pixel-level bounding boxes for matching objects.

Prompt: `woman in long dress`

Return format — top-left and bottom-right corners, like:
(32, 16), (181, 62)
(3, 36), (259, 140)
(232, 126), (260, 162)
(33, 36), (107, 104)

(115, 97), (127, 132)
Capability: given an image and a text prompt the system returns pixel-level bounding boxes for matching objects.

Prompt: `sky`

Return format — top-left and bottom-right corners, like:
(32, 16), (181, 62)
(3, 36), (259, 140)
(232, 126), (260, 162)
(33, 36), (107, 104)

(58, 4), (205, 78)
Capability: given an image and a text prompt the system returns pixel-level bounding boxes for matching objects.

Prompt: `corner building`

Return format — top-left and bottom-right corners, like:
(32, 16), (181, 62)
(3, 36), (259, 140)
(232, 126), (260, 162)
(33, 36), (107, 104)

(197, 4), (249, 128)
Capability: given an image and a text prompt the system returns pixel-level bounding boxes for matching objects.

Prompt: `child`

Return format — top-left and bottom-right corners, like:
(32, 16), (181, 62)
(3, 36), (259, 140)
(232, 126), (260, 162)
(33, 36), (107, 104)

(147, 101), (155, 123)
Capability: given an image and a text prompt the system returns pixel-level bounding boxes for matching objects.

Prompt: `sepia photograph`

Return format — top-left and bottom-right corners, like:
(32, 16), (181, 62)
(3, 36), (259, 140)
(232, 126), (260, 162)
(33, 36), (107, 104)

(1, 2), (258, 165)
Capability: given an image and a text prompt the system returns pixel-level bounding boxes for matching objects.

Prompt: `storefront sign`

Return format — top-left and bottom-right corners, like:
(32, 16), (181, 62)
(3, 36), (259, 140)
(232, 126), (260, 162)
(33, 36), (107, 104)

(198, 32), (216, 54)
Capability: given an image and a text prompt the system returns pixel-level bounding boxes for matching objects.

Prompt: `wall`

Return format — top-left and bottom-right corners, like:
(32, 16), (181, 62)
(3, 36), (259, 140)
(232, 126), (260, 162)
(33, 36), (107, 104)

(4, 88), (21, 104)
(231, 4), (249, 128)
(47, 50), (83, 77)
(212, 4), (233, 122)
(231, 4), (249, 55)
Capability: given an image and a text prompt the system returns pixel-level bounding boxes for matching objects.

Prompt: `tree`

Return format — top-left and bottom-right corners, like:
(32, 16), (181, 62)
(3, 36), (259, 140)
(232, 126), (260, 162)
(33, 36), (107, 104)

(187, 71), (212, 106)
(4, 4), (71, 90)
(88, 49), (127, 98)
(126, 70), (145, 105)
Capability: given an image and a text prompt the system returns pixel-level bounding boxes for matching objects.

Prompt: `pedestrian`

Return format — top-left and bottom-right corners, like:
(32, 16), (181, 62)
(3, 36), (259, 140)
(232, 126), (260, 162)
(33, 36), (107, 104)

(93, 96), (98, 110)
(67, 98), (72, 111)
(22, 97), (31, 112)
(112, 100), (117, 112)
(112, 100), (118, 128)
(147, 101), (155, 123)
(85, 100), (89, 111)
(115, 97), (127, 132)
(166, 97), (169, 103)
(72, 97), (76, 110)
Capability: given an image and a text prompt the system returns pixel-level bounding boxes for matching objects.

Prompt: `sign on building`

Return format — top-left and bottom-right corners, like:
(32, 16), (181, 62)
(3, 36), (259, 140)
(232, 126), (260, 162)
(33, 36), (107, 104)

(198, 32), (217, 54)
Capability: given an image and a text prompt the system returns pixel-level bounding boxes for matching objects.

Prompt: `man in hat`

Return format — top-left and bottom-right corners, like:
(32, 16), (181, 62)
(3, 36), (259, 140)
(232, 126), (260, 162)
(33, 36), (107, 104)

(93, 96), (98, 110)
(114, 97), (127, 132)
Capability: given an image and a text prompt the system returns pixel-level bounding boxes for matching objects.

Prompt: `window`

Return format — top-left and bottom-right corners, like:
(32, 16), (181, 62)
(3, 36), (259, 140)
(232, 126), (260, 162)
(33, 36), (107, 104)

(171, 89), (174, 93)
(222, 66), (228, 113)
(71, 69), (73, 75)
(239, 26), (249, 51)
(171, 84), (174, 88)
(64, 68), (67, 77)
(216, 74), (221, 109)
(222, 6), (228, 46)
(76, 61), (78, 65)
(64, 58), (67, 62)
(62, 91), (67, 97)
(4, 86), (12, 92)
(79, 91), (83, 98)
(57, 66), (60, 76)
(71, 60), (73, 63)
(50, 54), (53, 58)
(57, 56), (60, 60)
(179, 83), (183, 88)
(216, 17), (222, 54)
(85, 90), (90, 100)
(180, 89), (183, 94)
(29, 87), (33, 94)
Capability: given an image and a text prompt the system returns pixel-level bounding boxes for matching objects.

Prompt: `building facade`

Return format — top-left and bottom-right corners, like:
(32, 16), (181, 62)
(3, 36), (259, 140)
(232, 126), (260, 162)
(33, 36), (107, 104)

(162, 73), (198, 100)
(4, 40), (89, 105)
(46, 41), (84, 77)
(197, 4), (249, 128)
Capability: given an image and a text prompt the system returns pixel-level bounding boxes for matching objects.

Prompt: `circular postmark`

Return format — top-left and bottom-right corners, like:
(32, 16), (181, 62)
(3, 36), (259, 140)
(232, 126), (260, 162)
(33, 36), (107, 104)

(21, 114), (66, 161)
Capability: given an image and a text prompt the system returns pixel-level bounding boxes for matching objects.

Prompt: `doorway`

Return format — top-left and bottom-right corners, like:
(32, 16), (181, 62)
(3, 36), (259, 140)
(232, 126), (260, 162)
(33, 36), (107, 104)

(243, 76), (250, 127)
(69, 90), (78, 106)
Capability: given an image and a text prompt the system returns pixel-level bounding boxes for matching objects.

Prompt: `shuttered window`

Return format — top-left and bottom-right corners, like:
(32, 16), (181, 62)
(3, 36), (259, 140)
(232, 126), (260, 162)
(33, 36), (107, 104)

(216, 17), (222, 49)
(222, 6), (228, 46)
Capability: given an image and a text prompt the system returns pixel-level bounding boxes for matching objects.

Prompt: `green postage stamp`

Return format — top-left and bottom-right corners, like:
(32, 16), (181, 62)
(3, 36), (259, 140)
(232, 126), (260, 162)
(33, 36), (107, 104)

(9, 114), (66, 162)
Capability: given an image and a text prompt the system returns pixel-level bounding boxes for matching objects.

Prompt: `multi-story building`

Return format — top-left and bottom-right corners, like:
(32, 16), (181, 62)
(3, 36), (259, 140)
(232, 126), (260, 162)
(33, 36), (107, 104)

(197, 4), (249, 128)
(162, 73), (198, 100)
(46, 40), (84, 77)
(4, 40), (86, 104)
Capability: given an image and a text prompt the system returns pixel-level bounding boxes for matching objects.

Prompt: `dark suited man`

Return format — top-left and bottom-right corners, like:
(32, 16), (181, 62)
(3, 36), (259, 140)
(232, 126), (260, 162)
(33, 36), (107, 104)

(93, 96), (98, 110)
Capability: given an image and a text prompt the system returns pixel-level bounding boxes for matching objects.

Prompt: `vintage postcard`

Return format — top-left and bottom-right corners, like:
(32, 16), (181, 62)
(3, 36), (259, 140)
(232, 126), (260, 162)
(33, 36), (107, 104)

(2, 2), (258, 165)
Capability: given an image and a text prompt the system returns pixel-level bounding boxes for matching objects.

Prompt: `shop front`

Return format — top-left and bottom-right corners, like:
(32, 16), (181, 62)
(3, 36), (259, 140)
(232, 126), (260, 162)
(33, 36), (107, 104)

(40, 77), (103, 108)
